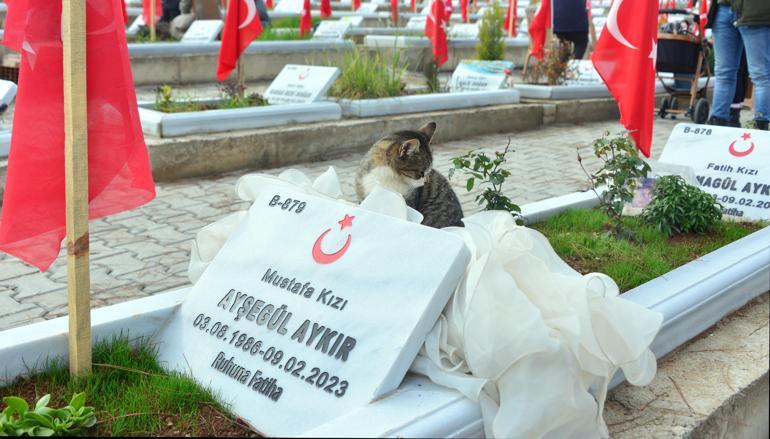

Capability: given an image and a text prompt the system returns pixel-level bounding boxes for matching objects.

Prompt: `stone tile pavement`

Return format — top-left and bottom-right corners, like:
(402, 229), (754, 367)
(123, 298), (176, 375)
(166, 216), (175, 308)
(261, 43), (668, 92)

(0, 117), (681, 330)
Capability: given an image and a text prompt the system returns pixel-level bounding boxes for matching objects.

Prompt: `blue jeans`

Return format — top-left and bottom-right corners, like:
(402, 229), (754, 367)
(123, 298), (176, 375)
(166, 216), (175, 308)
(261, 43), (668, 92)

(710, 5), (743, 120)
(739, 25), (770, 122)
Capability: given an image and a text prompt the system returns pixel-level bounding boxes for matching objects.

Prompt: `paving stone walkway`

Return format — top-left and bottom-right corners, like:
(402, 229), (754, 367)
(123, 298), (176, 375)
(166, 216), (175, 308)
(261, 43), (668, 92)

(0, 117), (681, 330)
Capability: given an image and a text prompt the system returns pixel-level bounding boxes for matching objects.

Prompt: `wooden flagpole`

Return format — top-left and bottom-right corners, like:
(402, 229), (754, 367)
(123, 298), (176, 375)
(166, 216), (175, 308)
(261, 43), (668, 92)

(508, 0), (515, 37)
(62, 0), (92, 377)
(150, 0), (157, 41)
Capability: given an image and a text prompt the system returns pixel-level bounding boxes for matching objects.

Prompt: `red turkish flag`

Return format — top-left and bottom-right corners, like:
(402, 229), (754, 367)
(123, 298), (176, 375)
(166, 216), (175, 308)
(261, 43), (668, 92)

(121, 0), (129, 24)
(142, 0), (162, 24)
(460, 0), (468, 23)
(0, 0), (155, 271)
(353, 0), (361, 11)
(299, 0), (312, 37)
(504, 0), (517, 35)
(591, 0), (658, 157)
(266, 0), (273, 9)
(424, 0), (448, 66)
(217, 0), (263, 81)
(410, 0), (416, 12)
(390, 0), (399, 25)
(528, 0), (550, 60)
(320, 0), (332, 18)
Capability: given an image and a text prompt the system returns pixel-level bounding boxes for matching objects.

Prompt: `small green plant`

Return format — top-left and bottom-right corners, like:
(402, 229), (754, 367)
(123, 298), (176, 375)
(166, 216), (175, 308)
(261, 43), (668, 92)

(218, 81), (268, 109)
(578, 131), (651, 238)
(449, 140), (521, 216)
(328, 48), (406, 99)
(423, 60), (441, 93)
(1, 393), (96, 436)
(476, 1), (505, 61)
(154, 85), (175, 113)
(641, 175), (723, 236)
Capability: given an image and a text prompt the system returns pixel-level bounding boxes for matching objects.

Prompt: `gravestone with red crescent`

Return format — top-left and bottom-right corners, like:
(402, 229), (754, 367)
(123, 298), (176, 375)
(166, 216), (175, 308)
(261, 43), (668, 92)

(156, 185), (470, 436)
(659, 123), (770, 221)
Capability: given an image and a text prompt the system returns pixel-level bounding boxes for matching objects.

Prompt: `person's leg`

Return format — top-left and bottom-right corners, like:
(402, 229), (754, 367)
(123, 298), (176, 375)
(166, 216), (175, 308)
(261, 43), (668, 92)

(572, 32), (589, 60)
(708, 5), (744, 124)
(730, 51), (749, 127)
(739, 25), (770, 129)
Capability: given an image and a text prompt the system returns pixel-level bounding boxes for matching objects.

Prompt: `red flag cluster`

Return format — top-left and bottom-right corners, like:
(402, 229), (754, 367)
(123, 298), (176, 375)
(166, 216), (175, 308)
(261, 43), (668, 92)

(424, 0), (448, 66)
(592, 0), (658, 157)
(0, 0), (155, 271)
(528, 0), (550, 60)
(217, 0), (264, 81)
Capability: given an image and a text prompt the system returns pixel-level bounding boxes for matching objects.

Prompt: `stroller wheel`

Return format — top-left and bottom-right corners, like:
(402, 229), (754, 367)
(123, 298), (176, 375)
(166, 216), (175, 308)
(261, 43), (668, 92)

(693, 98), (710, 124)
(659, 96), (670, 118)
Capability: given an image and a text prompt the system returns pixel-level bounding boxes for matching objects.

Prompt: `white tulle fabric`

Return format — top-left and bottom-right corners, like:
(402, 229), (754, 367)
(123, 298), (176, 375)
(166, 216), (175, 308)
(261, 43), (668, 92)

(188, 169), (663, 439)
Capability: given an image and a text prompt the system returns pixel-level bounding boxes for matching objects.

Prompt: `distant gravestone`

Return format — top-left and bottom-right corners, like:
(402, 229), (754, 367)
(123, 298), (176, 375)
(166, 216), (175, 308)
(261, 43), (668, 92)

(264, 64), (341, 105)
(181, 20), (224, 42)
(312, 20), (352, 40)
(564, 60), (602, 85)
(157, 187), (469, 436)
(0, 80), (17, 107)
(339, 15), (365, 26)
(126, 15), (146, 37)
(275, 0), (304, 13)
(357, 3), (379, 13)
(405, 16), (427, 30)
(448, 23), (480, 39)
(659, 123), (770, 220)
(448, 60), (514, 92)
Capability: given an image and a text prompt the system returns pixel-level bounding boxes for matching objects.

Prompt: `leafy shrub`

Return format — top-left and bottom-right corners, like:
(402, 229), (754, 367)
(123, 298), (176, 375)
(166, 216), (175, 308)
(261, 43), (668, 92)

(0, 393), (96, 436)
(328, 48), (406, 99)
(642, 175), (722, 236)
(476, 2), (505, 61)
(579, 131), (651, 237)
(218, 81), (268, 108)
(449, 140), (521, 216)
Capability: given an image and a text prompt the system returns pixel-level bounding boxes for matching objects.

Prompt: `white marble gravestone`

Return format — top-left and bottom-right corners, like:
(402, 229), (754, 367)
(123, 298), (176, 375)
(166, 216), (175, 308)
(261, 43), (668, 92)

(157, 187), (470, 436)
(357, 3), (379, 13)
(312, 20), (352, 40)
(448, 60), (514, 92)
(126, 15), (145, 37)
(659, 123), (770, 221)
(275, 0), (304, 13)
(181, 19), (224, 42)
(448, 23), (480, 39)
(405, 16), (427, 30)
(564, 60), (602, 85)
(0, 80), (17, 107)
(340, 15), (365, 26)
(264, 64), (340, 105)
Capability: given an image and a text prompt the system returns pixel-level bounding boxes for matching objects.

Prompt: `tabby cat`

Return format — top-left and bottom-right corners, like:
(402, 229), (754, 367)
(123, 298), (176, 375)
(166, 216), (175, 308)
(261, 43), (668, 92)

(355, 122), (464, 229)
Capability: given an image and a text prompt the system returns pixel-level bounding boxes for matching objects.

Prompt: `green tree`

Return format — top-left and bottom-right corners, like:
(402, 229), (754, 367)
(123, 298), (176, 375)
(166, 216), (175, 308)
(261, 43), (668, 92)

(476, 2), (506, 61)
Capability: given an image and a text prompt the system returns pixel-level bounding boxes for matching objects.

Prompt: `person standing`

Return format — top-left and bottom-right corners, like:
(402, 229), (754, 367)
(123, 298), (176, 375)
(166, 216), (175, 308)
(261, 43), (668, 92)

(553, 0), (590, 60)
(707, 0), (770, 130)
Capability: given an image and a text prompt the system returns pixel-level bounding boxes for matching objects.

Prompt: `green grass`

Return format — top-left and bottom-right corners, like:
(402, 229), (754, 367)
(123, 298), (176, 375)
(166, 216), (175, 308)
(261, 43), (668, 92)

(0, 336), (240, 436)
(531, 208), (763, 292)
(269, 16), (322, 28)
(257, 28), (311, 41)
(327, 48), (406, 99)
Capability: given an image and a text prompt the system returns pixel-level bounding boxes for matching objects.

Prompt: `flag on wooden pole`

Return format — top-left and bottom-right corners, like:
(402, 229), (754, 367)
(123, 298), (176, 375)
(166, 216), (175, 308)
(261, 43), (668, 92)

(591, 0), (658, 156)
(142, 0), (162, 24)
(528, 0), (551, 60)
(352, 0), (361, 12)
(424, 0), (448, 66)
(217, 0), (264, 81)
(460, 0), (468, 23)
(390, 0), (399, 25)
(0, 0), (156, 271)
(504, 0), (517, 36)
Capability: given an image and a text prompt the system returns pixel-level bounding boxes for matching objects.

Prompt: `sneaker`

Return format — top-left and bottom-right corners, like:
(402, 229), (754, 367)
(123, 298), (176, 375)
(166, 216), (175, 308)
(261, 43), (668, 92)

(729, 108), (741, 127)
(706, 115), (729, 126)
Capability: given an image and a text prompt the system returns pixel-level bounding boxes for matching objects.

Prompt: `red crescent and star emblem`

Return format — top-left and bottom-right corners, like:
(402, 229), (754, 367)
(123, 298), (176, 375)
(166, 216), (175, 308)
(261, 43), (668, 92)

(298, 68), (310, 80)
(728, 132), (755, 157)
(312, 214), (355, 265)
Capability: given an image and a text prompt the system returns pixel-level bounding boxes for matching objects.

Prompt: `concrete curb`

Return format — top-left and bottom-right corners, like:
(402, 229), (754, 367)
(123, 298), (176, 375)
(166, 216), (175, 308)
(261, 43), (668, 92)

(336, 89), (521, 117)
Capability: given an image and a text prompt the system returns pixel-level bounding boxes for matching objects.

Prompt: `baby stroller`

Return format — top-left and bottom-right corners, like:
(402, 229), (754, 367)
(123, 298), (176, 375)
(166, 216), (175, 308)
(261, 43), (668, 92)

(656, 9), (712, 123)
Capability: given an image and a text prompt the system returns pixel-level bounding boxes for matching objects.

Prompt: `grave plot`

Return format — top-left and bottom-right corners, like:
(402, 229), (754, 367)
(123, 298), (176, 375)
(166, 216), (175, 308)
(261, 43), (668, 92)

(138, 65), (342, 137)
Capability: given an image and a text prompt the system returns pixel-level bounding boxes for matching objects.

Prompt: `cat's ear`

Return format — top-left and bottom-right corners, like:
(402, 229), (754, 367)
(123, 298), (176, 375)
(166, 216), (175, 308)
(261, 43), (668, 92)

(398, 139), (421, 157)
(418, 122), (437, 143)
